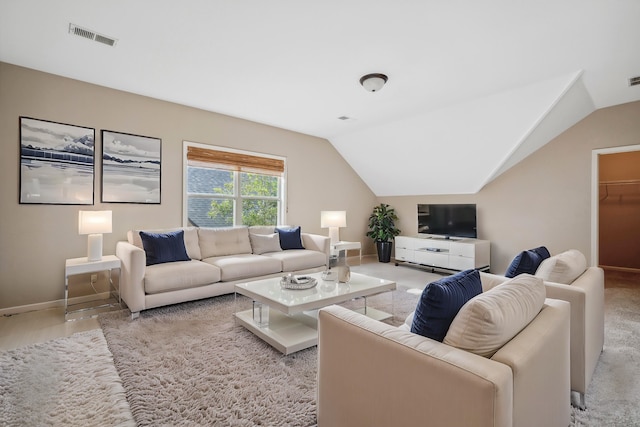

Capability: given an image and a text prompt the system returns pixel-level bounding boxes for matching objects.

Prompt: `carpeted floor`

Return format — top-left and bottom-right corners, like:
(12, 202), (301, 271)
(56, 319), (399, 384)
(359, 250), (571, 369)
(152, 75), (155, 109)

(570, 286), (640, 426)
(0, 329), (134, 426)
(2, 268), (638, 426)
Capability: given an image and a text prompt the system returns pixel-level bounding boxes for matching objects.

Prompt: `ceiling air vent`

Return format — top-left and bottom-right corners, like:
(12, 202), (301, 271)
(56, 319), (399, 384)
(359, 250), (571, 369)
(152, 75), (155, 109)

(629, 76), (640, 87)
(69, 23), (117, 47)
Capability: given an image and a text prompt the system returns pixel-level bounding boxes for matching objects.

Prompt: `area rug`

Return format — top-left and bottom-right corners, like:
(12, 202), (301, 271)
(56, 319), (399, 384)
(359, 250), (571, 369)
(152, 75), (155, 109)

(0, 329), (134, 426)
(98, 290), (418, 426)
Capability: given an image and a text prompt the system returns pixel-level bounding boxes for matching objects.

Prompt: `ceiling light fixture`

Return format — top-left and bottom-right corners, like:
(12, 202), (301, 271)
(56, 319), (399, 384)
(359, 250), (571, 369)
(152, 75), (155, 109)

(359, 73), (388, 92)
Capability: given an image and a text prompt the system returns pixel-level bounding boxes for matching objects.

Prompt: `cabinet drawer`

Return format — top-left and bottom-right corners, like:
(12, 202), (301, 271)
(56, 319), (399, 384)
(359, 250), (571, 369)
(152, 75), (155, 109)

(450, 242), (474, 257)
(395, 236), (416, 250)
(395, 248), (414, 263)
(449, 255), (475, 271)
(414, 250), (448, 267)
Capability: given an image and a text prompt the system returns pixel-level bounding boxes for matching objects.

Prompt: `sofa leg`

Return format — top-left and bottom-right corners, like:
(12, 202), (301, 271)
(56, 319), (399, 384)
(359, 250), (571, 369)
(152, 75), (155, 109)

(571, 392), (586, 410)
(130, 311), (140, 320)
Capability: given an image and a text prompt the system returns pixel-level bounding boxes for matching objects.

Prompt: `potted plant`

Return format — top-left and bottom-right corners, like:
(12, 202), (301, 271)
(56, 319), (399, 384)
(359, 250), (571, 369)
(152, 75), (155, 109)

(366, 203), (401, 263)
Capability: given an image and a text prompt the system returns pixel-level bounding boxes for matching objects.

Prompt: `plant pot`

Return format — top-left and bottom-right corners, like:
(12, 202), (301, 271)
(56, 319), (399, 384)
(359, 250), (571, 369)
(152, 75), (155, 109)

(376, 241), (393, 263)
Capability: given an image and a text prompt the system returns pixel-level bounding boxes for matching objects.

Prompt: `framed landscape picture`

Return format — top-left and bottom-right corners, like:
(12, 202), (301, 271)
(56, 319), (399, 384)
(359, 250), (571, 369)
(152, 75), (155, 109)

(101, 130), (161, 204)
(19, 117), (95, 205)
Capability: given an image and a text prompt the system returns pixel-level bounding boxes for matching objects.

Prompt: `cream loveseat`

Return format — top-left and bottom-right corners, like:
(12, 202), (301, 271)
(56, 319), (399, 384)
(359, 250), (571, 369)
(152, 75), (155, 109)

(317, 274), (571, 427)
(116, 226), (330, 318)
(502, 248), (605, 408)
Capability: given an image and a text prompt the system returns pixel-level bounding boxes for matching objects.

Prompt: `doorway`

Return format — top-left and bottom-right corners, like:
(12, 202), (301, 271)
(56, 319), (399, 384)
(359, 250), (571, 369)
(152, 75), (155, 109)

(591, 145), (640, 275)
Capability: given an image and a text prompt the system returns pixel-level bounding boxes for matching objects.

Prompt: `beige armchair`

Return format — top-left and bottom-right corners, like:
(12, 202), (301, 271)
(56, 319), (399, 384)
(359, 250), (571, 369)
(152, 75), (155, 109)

(317, 298), (571, 427)
(490, 249), (605, 409)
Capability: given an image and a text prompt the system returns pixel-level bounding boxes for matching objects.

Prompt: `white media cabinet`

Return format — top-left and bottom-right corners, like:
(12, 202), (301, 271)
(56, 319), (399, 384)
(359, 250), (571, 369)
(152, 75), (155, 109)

(395, 235), (490, 272)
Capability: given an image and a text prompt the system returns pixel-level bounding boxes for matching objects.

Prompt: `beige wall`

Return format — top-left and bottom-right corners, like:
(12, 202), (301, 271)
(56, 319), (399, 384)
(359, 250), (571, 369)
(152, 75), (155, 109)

(2, 61), (639, 310)
(380, 101), (640, 274)
(0, 62), (376, 310)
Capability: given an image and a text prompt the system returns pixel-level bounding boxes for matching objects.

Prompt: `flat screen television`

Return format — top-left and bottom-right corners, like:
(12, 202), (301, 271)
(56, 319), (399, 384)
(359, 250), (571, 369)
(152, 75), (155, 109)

(417, 204), (477, 238)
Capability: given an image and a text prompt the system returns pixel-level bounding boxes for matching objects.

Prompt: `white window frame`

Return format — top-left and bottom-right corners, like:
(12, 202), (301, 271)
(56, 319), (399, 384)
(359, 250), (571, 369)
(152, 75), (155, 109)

(182, 141), (287, 227)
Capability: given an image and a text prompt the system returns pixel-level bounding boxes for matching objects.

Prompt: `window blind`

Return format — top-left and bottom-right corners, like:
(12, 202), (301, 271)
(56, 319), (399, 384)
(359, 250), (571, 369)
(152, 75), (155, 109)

(187, 146), (284, 175)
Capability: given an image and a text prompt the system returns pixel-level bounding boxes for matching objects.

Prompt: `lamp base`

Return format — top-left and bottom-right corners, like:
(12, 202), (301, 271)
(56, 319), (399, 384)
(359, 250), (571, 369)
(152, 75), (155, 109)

(87, 233), (103, 262)
(328, 227), (340, 245)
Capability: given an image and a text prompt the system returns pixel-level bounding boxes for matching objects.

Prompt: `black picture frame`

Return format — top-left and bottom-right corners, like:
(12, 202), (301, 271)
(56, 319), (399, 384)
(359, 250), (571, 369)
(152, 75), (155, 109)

(101, 130), (161, 204)
(19, 116), (95, 205)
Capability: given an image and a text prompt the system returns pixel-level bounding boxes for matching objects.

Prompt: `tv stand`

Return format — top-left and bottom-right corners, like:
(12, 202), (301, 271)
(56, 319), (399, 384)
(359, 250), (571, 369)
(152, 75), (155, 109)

(394, 236), (490, 273)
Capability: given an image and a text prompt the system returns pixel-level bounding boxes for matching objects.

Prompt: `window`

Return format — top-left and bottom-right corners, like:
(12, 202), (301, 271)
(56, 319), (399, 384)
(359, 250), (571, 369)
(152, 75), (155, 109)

(184, 142), (286, 228)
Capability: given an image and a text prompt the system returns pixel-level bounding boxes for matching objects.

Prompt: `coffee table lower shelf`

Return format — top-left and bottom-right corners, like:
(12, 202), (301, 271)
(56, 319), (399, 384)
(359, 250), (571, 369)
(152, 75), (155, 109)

(235, 305), (392, 355)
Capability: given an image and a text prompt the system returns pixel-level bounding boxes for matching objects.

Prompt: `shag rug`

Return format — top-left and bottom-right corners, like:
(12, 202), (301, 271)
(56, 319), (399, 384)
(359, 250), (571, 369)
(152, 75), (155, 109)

(98, 290), (416, 426)
(0, 329), (134, 426)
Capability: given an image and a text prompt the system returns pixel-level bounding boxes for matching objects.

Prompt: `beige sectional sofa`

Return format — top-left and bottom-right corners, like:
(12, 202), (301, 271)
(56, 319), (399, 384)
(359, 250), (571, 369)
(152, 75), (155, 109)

(116, 226), (330, 318)
(317, 274), (572, 427)
(495, 248), (605, 408)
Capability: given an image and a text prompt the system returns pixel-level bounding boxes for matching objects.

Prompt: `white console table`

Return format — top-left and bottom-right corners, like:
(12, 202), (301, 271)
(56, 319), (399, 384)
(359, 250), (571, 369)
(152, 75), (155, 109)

(395, 236), (490, 272)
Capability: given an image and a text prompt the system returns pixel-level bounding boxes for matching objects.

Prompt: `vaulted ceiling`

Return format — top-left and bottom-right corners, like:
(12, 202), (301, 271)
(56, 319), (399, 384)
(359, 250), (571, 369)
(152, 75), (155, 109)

(1, 1), (639, 195)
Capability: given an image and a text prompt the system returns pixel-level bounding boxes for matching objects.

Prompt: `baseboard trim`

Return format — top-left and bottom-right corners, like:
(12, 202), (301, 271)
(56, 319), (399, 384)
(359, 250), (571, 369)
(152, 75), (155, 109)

(0, 299), (64, 316)
(600, 265), (640, 274)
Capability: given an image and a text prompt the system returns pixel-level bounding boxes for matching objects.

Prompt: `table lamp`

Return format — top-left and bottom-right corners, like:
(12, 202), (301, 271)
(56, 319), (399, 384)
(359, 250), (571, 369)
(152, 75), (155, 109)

(321, 210), (346, 245)
(78, 210), (112, 261)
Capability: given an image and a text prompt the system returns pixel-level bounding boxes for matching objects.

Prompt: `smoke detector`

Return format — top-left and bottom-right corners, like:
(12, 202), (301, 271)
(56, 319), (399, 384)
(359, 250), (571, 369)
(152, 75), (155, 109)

(69, 24), (117, 47)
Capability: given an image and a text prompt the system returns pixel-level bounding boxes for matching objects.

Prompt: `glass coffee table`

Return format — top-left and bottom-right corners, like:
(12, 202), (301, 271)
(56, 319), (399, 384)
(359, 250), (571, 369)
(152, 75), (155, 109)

(234, 272), (396, 354)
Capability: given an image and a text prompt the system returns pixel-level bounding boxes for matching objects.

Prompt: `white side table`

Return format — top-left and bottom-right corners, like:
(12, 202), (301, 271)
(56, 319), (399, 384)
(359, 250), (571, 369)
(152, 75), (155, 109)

(331, 241), (362, 262)
(65, 255), (122, 321)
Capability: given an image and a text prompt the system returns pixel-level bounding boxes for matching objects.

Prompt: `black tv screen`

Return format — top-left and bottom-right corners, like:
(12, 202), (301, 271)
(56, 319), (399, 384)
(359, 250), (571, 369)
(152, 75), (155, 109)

(417, 204), (477, 238)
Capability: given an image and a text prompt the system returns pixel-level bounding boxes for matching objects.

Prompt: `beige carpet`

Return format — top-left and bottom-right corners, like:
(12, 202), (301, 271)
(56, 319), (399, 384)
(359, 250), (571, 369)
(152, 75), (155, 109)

(0, 329), (134, 426)
(570, 286), (640, 426)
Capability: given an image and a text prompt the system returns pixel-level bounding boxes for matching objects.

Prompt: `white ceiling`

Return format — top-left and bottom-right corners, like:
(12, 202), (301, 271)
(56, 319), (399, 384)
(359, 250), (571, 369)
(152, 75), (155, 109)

(2, 0), (639, 195)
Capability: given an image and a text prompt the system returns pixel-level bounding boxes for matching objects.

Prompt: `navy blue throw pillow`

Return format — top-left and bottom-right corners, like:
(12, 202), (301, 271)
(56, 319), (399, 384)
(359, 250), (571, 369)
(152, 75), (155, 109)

(410, 269), (483, 342)
(276, 226), (305, 250)
(139, 230), (191, 266)
(504, 246), (551, 278)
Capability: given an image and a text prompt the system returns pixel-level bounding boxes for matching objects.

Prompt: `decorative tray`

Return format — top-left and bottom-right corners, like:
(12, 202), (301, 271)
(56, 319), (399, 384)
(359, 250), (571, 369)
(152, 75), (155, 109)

(280, 275), (318, 290)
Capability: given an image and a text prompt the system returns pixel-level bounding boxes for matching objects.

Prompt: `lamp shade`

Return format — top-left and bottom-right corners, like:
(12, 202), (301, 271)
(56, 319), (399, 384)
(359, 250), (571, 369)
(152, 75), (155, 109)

(321, 211), (347, 228)
(78, 210), (112, 235)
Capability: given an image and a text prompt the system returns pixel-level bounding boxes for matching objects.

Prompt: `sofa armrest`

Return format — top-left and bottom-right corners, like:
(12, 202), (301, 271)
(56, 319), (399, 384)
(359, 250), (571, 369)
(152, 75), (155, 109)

(318, 305), (513, 427)
(301, 233), (330, 257)
(491, 299), (571, 427)
(115, 241), (147, 314)
(543, 266), (604, 394)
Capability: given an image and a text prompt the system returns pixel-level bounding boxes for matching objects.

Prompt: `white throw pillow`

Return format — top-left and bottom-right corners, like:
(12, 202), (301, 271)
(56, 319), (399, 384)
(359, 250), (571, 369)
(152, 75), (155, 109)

(443, 274), (546, 358)
(249, 233), (283, 255)
(534, 249), (587, 284)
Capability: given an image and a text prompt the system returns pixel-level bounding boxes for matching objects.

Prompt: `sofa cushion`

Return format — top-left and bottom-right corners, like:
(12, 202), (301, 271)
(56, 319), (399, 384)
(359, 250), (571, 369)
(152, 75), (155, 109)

(504, 246), (550, 278)
(203, 254), (282, 281)
(535, 249), (587, 284)
(144, 260), (221, 294)
(410, 269), (483, 342)
(129, 227), (201, 260)
(443, 274), (546, 358)
(198, 227), (252, 258)
(139, 230), (191, 266)
(263, 249), (326, 271)
(276, 226), (305, 250)
(249, 232), (283, 255)
(248, 225), (276, 235)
